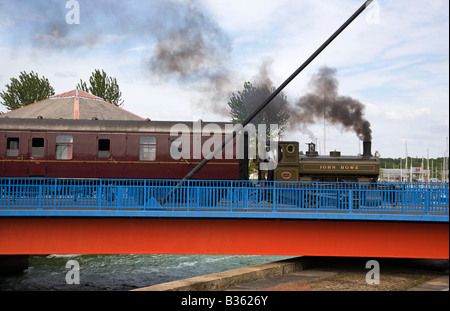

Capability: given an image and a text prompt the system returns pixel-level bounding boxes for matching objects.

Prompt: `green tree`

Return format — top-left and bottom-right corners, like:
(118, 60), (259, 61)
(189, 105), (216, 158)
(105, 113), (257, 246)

(77, 69), (124, 107)
(228, 81), (290, 139)
(0, 71), (55, 111)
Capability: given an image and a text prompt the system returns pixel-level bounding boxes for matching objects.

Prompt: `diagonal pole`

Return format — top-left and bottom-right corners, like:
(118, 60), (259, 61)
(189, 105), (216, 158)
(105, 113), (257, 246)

(161, 0), (374, 204)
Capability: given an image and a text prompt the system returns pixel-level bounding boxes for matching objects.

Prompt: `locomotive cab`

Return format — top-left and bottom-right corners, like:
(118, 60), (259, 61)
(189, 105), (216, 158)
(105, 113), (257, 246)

(273, 141), (300, 181)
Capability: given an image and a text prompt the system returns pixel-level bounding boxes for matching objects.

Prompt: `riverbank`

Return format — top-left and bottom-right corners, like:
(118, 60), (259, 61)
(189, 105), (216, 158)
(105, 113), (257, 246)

(134, 257), (449, 291)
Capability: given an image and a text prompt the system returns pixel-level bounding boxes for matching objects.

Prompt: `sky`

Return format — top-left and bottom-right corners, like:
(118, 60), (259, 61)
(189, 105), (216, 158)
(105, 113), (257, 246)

(0, 0), (448, 159)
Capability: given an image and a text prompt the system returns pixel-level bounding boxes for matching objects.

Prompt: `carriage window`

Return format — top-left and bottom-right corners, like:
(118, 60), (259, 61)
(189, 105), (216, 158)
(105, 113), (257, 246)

(32, 138), (45, 157)
(6, 137), (19, 156)
(139, 136), (156, 161)
(98, 139), (111, 158)
(55, 135), (73, 160)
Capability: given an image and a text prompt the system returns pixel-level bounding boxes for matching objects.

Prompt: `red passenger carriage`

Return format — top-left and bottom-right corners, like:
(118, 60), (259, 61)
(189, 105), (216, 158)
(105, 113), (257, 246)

(0, 118), (246, 180)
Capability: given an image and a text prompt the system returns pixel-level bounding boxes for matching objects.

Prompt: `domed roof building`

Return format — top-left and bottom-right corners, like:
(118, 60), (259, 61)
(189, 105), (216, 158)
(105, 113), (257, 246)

(0, 89), (143, 120)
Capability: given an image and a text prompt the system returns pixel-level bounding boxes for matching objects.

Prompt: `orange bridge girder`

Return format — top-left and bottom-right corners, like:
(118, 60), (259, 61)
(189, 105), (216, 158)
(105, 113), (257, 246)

(0, 217), (448, 259)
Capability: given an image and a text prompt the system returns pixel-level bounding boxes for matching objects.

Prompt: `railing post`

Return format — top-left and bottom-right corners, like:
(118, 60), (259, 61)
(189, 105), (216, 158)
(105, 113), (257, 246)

(401, 183), (405, 215)
(7, 178), (11, 210)
(314, 183), (319, 213)
(349, 189), (353, 213)
(273, 182), (277, 212)
(117, 186), (123, 210)
(425, 188), (430, 215)
(95, 179), (99, 210)
(358, 183), (362, 214)
(195, 183), (200, 212)
(446, 184), (449, 216)
(38, 182), (42, 210)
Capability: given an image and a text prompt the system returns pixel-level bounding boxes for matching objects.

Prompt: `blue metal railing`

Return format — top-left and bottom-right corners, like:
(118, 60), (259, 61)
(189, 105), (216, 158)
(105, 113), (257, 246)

(0, 177), (448, 221)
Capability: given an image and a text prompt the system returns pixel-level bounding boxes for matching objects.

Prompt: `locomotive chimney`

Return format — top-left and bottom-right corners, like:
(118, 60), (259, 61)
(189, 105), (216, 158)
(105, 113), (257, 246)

(363, 141), (372, 157)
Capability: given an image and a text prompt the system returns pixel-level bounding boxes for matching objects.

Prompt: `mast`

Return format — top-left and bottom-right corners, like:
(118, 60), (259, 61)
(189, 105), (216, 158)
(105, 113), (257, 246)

(421, 158), (424, 182)
(400, 157), (402, 182)
(410, 158), (413, 183)
(405, 141), (408, 182)
(446, 137), (449, 182)
(323, 107), (326, 155)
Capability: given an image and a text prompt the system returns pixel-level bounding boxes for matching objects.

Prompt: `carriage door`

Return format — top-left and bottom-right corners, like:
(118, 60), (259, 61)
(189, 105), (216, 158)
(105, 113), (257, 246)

(28, 134), (47, 177)
(96, 134), (113, 178)
(169, 135), (194, 179)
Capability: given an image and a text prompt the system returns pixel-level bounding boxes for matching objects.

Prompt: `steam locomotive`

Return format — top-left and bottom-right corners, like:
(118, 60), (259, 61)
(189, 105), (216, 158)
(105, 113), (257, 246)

(1, 118), (379, 182)
(270, 141), (379, 182)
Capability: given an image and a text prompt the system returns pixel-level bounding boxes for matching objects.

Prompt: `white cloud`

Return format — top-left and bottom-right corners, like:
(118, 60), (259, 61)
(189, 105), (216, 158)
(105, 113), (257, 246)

(386, 107), (432, 121)
(202, 0), (292, 33)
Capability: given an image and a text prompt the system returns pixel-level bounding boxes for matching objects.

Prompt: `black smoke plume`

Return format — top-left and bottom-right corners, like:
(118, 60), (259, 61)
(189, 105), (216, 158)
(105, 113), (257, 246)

(2, 0), (232, 88)
(290, 66), (372, 142)
(147, 2), (231, 87)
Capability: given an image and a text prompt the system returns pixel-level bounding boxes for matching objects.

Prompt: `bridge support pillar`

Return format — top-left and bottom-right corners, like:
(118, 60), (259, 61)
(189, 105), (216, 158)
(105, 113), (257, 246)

(0, 255), (29, 275)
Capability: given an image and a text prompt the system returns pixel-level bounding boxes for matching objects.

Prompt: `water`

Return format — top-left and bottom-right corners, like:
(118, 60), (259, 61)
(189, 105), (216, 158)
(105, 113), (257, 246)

(0, 254), (294, 291)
